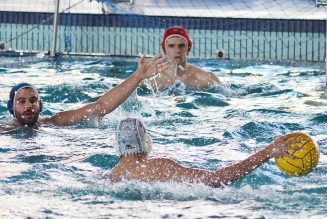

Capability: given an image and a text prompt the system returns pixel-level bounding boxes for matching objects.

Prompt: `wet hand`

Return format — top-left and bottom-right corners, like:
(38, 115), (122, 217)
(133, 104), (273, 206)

(137, 54), (170, 79)
(267, 132), (304, 159)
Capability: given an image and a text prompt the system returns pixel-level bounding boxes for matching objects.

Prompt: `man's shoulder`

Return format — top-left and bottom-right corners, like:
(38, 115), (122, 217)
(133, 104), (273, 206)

(183, 64), (221, 88)
(149, 157), (178, 165)
(149, 157), (172, 162)
(186, 64), (210, 76)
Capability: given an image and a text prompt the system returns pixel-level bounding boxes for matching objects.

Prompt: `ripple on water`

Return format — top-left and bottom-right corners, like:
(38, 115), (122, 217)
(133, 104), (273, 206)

(18, 154), (62, 163)
(85, 154), (119, 168)
(277, 70), (325, 77)
(179, 137), (220, 147)
(42, 85), (93, 103)
(0, 57), (326, 218)
(223, 121), (304, 141)
(310, 113), (327, 124)
(191, 92), (230, 107)
(176, 102), (200, 109)
(172, 111), (196, 118)
(0, 104), (7, 114)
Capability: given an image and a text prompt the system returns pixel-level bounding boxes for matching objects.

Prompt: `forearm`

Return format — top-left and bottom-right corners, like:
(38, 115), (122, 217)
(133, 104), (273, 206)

(50, 55), (167, 126)
(95, 69), (143, 115)
(210, 148), (271, 187)
(49, 70), (144, 126)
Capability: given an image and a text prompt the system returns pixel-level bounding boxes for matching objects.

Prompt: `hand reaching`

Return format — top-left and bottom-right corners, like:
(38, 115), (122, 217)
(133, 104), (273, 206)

(266, 132), (304, 159)
(137, 54), (170, 80)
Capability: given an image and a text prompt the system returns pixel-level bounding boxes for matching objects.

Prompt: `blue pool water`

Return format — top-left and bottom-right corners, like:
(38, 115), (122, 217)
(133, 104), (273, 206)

(0, 56), (326, 218)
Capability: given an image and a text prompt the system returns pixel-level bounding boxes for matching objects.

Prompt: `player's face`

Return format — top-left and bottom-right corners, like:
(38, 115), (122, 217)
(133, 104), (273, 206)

(165, 37), (188, 65)
(14, 88), (40, 127)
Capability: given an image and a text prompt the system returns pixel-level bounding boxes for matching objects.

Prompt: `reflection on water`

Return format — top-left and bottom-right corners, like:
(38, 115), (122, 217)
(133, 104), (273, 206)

(0, 56), (326, 218)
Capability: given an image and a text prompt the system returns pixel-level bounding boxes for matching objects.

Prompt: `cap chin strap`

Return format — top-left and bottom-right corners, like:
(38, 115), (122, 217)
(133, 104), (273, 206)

(144, 134), (152, 155)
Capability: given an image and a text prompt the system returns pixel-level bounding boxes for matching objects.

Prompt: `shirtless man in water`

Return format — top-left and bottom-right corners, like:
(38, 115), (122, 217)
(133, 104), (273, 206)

(107, 118), (301, 188)
(141, 26), (221, 91)
(0, 55), (169, 131)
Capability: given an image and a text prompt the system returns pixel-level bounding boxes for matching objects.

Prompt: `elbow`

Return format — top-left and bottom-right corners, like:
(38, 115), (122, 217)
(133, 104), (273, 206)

(207, 181), (226, 188)
(205, 176), (229, 188)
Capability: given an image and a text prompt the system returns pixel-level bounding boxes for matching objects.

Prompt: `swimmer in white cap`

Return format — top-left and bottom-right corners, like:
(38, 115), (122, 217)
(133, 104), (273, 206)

(140, 26), (221, 91)
(1, 55), (171, 131)
(108, 118), (301, 188)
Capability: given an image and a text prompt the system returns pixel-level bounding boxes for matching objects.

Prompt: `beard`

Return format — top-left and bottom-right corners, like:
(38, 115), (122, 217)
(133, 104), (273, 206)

(14, 109), (40, 127)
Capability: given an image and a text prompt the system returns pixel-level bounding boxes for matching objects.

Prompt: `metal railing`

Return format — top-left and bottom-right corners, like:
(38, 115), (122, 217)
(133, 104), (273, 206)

(316, 0), (327, 7)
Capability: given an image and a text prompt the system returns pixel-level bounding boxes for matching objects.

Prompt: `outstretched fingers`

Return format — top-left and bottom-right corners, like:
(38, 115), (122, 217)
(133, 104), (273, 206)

(151, 55), (170, 73)
(150, 54), (163, 62)
(277, 138), (303, 159)
(138, 54), (145, 66)
(156, 60), (170, 73)
(140, 54), (170, 79)
(269, 133), (305, 159)
(286, 139), (304, 149)
(283, 152), (298, 160)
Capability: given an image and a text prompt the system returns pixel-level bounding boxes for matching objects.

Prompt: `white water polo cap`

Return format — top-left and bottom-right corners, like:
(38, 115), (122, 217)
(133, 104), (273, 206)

(116, 118), (152, 156)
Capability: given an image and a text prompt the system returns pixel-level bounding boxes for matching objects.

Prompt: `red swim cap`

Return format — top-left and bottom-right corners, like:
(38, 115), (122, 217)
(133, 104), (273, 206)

(161, 26), (192, 53)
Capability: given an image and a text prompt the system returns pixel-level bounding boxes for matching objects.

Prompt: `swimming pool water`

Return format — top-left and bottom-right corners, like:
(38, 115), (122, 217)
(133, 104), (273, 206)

(0, 56), (326, 218)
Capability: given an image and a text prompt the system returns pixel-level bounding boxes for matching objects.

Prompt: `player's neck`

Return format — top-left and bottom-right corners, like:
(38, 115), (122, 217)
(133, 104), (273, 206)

(120, 154), (147, 163)
(175, 63), (190, 77)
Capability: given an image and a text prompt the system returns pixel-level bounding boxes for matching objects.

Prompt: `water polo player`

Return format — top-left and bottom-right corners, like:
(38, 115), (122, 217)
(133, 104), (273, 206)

(140, 26), (221, 90)
(108, 118), (302, 188)
(1, 54), (169, 130)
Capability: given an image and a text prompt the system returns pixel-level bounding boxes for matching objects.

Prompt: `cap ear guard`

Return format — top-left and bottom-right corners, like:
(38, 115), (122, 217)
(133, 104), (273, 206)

(144, 134), (152, 155)
(7, 99), (14, 115)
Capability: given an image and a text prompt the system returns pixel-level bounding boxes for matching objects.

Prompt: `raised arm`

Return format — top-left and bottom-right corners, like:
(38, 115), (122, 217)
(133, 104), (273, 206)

(47, 55), (169, 126)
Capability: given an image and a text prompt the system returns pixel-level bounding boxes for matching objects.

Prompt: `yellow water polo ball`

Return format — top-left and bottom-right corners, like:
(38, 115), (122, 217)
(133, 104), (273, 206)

(275, 133), (319, 177)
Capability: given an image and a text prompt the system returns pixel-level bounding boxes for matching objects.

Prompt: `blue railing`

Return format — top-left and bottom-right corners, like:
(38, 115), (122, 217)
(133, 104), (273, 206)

(316, 0), (327, 7)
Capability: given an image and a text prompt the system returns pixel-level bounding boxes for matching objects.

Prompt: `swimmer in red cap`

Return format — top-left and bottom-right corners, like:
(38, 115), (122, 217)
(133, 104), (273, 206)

(141, 26), (221, 90)
(0, 55), (169, 131)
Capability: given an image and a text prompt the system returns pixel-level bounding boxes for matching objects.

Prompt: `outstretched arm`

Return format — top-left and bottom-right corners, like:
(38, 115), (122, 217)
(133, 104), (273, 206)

(164, 132), (301, 187)
(205, 132), (302, 187)
(47, 55), (169, 126)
